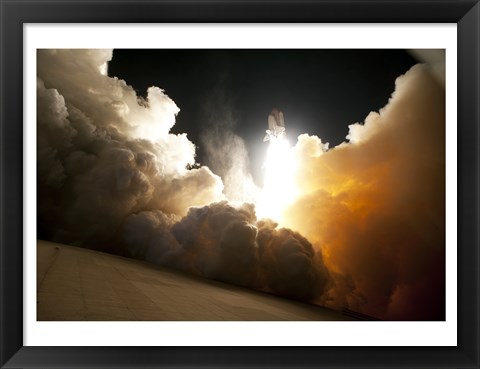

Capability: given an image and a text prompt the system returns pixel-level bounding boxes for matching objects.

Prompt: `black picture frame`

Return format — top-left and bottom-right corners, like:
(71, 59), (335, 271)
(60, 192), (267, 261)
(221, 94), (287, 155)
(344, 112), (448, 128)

(1, 1), (479, 368)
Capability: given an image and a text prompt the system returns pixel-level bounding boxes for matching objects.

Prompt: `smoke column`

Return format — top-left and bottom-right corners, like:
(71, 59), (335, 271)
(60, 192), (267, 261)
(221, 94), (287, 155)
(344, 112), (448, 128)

(199, 92), (259, 205)
(37, 49), (445, 320)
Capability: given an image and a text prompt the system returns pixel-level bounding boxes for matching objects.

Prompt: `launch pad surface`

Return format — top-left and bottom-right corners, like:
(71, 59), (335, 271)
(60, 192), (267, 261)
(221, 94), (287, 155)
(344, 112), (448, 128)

(37, 240), (355, 321)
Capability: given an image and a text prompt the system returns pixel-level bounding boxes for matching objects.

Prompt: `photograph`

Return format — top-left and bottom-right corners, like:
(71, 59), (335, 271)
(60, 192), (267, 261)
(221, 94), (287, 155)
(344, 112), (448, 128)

(36, 48), (446, 322)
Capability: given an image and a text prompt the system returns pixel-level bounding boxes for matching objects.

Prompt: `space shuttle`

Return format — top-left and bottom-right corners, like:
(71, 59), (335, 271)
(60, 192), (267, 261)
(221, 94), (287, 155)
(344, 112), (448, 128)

(263, 109), (286, 142)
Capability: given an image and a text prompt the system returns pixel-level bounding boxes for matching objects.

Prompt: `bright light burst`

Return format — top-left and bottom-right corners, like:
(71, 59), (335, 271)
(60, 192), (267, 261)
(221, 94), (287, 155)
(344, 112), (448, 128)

(256, 137), (299, 222)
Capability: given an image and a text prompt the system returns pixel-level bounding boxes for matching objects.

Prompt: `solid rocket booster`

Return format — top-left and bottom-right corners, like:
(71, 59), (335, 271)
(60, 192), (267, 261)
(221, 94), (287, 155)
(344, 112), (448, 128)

(263, 109), (286, 142)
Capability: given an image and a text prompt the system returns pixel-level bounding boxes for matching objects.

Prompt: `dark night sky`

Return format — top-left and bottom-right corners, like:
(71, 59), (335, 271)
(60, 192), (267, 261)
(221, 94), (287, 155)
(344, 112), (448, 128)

(108, 49), (418, 183)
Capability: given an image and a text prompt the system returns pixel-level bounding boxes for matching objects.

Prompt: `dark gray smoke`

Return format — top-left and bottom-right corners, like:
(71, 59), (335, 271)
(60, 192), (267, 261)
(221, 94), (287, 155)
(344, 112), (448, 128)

(123, 201), (331, 301)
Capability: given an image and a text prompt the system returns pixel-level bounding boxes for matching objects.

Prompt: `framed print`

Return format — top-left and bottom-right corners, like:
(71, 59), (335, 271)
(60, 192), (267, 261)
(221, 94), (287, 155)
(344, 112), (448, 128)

(1, 0), (479, 368)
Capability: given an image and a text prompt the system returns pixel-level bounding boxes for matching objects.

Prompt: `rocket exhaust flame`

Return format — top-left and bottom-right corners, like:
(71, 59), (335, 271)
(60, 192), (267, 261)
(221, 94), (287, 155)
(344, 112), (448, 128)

(257, 112), (299, 221)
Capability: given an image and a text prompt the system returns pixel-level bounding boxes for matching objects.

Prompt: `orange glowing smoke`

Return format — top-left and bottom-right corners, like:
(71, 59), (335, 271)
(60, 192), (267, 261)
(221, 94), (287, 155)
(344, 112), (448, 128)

(282, 64), (445, 320)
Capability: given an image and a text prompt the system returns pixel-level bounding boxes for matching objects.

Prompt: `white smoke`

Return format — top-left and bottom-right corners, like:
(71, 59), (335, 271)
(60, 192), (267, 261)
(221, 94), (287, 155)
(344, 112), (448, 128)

(37, 49), (224, 251)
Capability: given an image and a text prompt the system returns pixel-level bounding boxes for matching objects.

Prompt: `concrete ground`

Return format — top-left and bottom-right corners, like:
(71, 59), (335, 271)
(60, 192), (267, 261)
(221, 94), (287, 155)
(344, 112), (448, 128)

(37, 240), (355, 321)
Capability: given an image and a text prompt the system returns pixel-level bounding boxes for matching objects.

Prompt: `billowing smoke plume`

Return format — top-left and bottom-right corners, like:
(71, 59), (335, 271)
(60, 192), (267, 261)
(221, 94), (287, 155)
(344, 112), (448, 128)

(123, 201), (331, 300)
(283, 64), (445, 320)
(37, 49), (331, 304)
(37, 49), (445, 320)
(37, 49), (225, 251)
